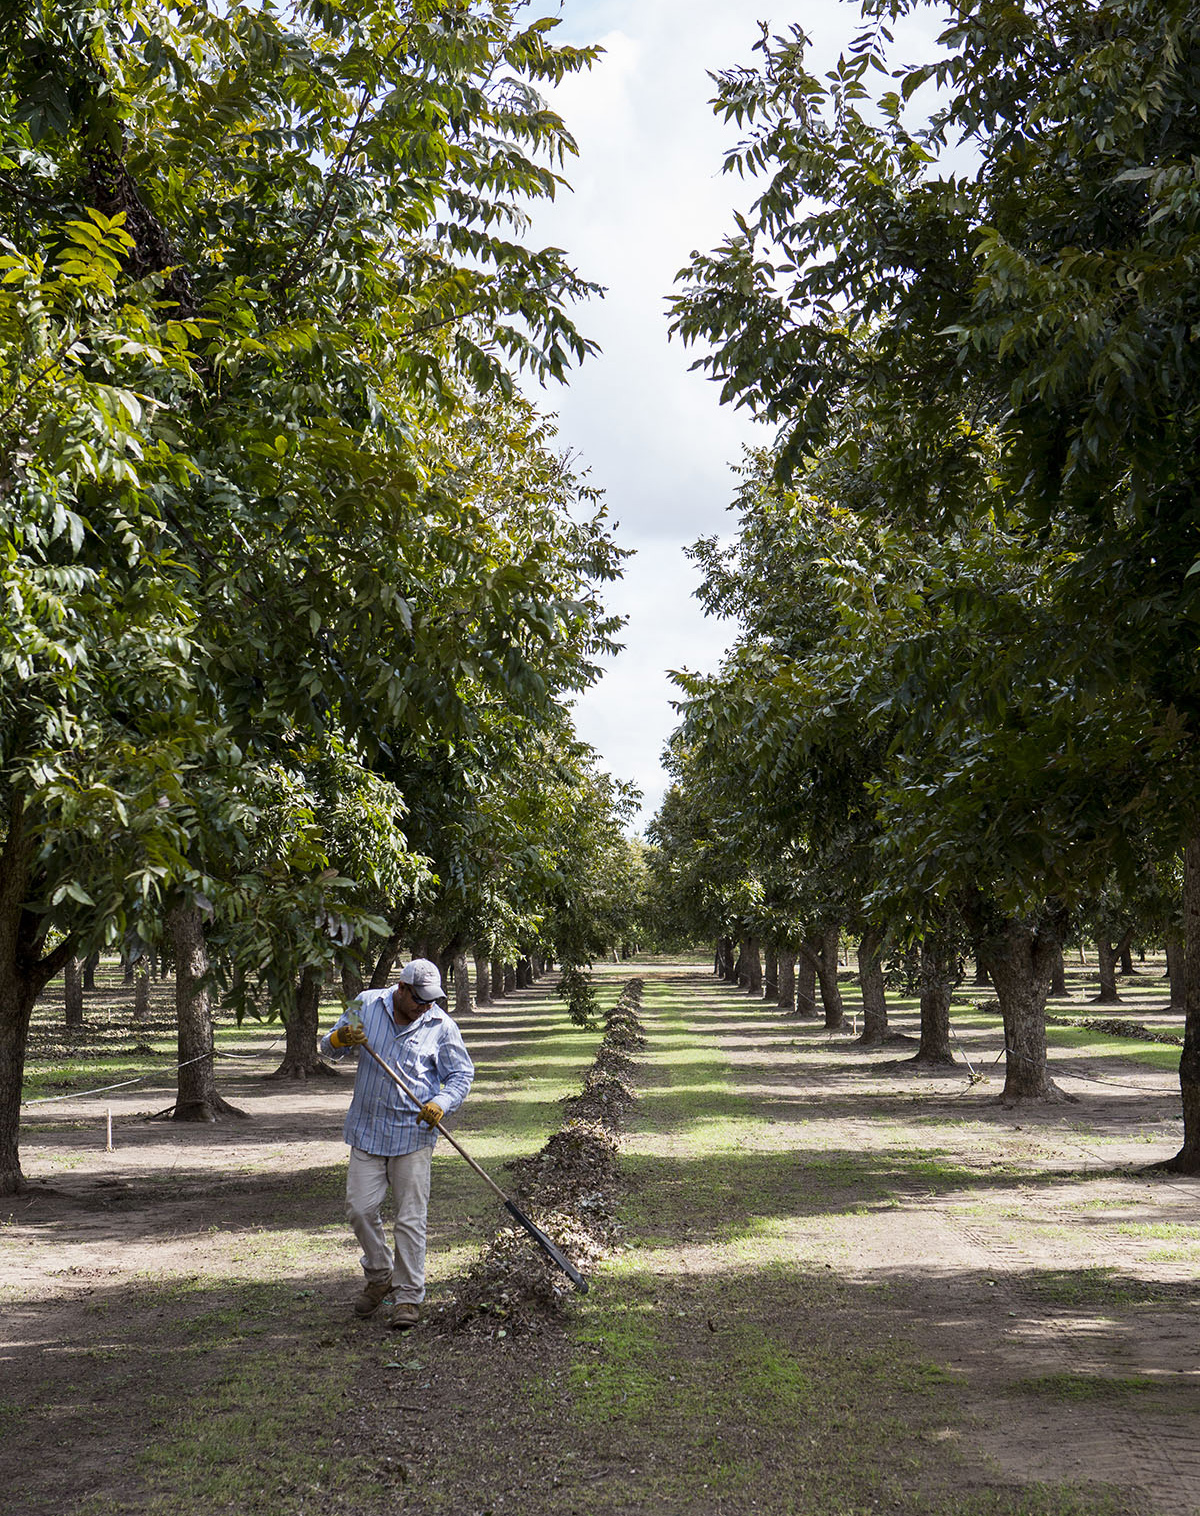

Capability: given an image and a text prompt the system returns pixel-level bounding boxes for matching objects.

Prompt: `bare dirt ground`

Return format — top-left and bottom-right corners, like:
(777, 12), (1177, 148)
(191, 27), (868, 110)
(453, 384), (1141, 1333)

(2, 959), (1197, 1515)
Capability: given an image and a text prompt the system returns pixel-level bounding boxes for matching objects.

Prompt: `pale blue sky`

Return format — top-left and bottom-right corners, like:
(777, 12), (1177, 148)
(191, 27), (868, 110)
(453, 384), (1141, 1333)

(522, 1), (949, 825)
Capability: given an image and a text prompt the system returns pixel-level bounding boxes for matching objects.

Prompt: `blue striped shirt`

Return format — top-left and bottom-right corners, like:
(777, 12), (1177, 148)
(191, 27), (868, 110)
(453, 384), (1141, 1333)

(320, 988), (474, 1156)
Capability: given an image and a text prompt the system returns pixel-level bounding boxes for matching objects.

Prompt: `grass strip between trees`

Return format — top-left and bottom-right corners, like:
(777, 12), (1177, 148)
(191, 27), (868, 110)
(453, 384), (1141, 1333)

(546, 972), (1143, 1516)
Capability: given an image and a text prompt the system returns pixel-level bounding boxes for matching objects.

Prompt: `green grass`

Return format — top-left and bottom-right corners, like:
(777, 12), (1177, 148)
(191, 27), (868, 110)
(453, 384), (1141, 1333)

(132, 1331), (388, 1515)
(1112, 1220), (1200, 1240)
(1024, 1267), (1177, 1308)
(1011, 1372), (1157, 1401)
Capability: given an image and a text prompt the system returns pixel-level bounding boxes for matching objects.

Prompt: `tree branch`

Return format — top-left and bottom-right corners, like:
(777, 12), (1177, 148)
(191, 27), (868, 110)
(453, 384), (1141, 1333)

(275, 22), (414, 290)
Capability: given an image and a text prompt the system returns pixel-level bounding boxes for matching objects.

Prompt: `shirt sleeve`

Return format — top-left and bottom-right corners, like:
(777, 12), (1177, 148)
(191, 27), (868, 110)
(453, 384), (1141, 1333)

(434, 1023), (474, 1115)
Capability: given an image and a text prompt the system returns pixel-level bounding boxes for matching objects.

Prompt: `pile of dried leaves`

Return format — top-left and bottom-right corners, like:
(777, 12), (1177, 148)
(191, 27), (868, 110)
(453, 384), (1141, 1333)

(563, 1062), (636, 1126)
(435, 978), (645, 1337)
(1047, 1013), (1183, 1046)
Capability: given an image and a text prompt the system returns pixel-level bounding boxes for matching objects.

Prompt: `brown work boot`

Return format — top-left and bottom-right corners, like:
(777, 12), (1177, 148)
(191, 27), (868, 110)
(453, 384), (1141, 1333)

(352, 1276), (393, 1318)
(387, 1302), (420, 1331)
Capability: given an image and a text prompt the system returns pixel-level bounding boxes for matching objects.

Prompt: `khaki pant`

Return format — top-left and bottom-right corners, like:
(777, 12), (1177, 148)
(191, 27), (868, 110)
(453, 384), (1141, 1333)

(345, 1146), (432, 1304)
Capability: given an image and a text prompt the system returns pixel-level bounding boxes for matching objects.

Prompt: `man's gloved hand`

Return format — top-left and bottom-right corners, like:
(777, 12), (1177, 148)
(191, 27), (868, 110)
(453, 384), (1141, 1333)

(330, 1022), (368, 1049)
(417, 1100), (444, 1127)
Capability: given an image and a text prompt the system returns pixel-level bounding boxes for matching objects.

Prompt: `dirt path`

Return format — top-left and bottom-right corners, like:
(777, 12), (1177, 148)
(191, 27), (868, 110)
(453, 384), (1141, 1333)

(2, 962), (1198, 1515)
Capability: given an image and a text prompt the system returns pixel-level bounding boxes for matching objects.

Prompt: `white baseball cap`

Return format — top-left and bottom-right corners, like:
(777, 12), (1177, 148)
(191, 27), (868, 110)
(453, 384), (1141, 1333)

(399, 958), (445, 1002)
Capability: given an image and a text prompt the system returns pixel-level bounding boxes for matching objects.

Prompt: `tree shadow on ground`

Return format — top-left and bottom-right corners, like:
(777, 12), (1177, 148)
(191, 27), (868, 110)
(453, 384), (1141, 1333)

(628, 1061), (1180, 1133)
(0, 1268), (403, 1516)
(621, 1141), (1187, 1236)
(2, 1253), (1184, 1516)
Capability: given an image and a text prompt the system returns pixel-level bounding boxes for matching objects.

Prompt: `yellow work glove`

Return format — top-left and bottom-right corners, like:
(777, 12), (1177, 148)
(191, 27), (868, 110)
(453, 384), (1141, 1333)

(330, 1022), (368, 1049)
(417, 1100), (444, 1127)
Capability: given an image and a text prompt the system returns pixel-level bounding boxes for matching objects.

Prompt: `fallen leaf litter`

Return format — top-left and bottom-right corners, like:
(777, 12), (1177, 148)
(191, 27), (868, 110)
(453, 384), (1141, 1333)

(433, 977), (646, 1336)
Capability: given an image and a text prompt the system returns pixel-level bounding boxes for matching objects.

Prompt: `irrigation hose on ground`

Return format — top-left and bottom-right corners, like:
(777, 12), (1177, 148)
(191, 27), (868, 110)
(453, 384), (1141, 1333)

(359, 1040), (589, 1294)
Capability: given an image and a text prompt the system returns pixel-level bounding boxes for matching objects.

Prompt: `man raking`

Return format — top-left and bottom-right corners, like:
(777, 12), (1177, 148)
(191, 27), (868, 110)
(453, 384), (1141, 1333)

(320, 958), (473, 1330)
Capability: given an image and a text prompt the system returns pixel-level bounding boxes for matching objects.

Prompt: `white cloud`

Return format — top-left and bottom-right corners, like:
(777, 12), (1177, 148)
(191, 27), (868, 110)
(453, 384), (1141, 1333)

(569, 538), (734, 826)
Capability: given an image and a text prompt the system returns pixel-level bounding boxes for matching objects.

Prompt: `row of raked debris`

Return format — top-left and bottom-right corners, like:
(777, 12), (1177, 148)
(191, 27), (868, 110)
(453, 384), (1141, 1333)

(975, 999), (1183, 1048)
(1046, 1013), (1183, 1046)
(435, 977), (646, 1337)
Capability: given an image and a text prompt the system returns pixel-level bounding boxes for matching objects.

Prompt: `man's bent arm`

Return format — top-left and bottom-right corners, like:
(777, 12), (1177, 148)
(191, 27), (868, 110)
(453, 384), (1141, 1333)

(434, 1033), (474, 1116)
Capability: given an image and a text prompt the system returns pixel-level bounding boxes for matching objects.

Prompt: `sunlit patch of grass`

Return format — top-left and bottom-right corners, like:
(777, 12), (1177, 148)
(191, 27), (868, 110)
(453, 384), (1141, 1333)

(1112, 1220), (1200, 1240)
(1043, 1026), (1180, 1071)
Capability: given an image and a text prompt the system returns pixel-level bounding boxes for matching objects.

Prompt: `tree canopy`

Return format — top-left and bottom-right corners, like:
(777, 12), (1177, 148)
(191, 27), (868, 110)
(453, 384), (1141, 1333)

(0, 0), (638, 1192)
(659, 0), (1200, 1154)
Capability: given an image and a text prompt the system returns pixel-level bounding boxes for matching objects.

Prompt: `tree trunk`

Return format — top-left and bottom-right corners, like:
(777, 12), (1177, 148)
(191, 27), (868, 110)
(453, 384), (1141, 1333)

(474, 952), (492, 1007)
(743, 937), (762, 995)
(82, 951), (100, 992)
(1166, 936), (1185, 1010)
(133, 960), (151, 1022)
(715, 936), (735, 981)
(982, 916), (1068, 1104)
(0, 798), (79, 1193)
(503, 963), (516, 994)
(972, 955), (990, 988)
(763, 948), (778, 1002)
(734, 939), (747, 988)
(802, 924), (844, 1029)
(1120, 942), (1135, 975)
(370, 932), (402, 990)
(269, 965), (335, 1080)
(63, 957), (84, 1029)
(168, 903), (244, 1120)
(516, 958), (532, 989)
(1050, 946), (1067, 998)
(0, 964), (39, 1195)
(795, 947), (818, 1018)
(857, 928), (888, 1046)
(341, 955), (365, 1003)
(453, 952), (473, 1017)
(1094, 932), (1131, 1004)
(910, 937), (955, 1066)
(491, 959), (505, 998)
(777, 952), (796, 1012)
(1164, 836), (1200, 1171)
